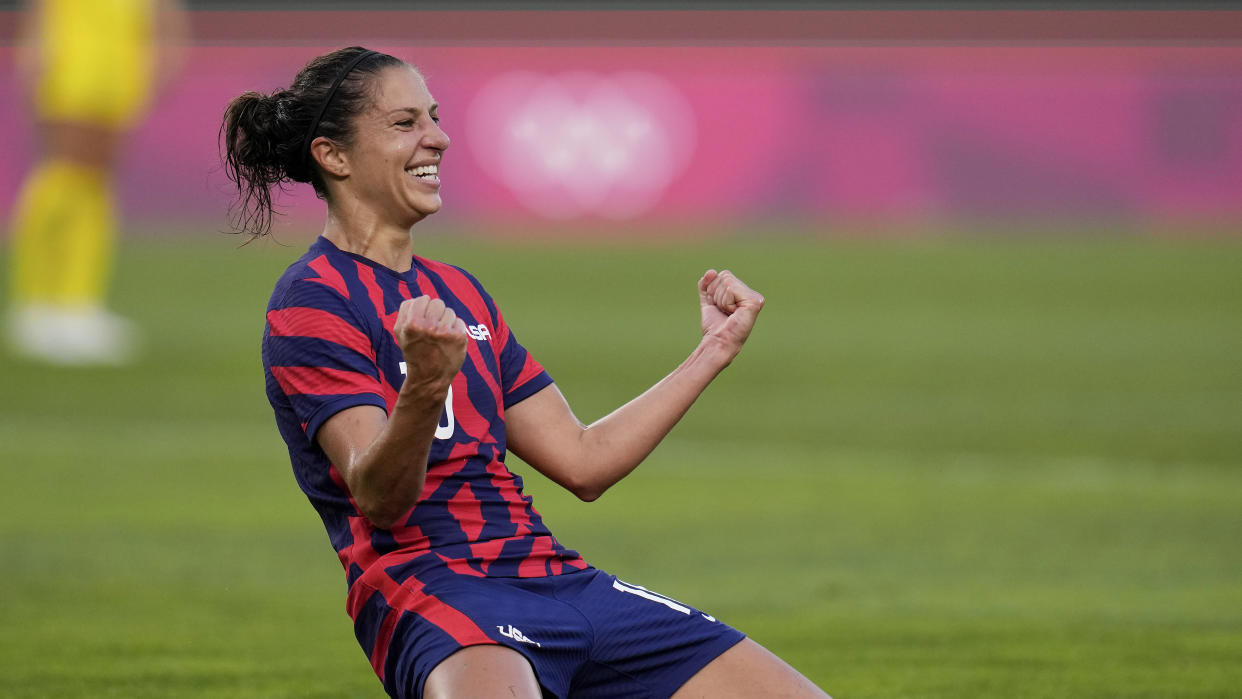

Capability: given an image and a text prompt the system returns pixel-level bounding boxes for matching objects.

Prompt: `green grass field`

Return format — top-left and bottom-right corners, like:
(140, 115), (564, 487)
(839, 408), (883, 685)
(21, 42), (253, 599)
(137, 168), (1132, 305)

(2, 232), (1240, 697)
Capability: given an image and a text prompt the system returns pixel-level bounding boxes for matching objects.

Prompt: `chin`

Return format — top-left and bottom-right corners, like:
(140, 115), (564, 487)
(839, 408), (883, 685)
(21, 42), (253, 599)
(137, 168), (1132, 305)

(404, 196), (442, 221)
(404, 206), (439, 228)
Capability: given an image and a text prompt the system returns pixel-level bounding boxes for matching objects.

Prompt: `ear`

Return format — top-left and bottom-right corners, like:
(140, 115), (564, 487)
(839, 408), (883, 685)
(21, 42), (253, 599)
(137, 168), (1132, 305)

(310, 136), (350, 178)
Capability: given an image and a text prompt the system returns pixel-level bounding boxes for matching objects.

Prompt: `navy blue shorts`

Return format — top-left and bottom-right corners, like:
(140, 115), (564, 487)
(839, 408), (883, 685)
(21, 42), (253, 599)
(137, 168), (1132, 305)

(351, 565), (745, 698)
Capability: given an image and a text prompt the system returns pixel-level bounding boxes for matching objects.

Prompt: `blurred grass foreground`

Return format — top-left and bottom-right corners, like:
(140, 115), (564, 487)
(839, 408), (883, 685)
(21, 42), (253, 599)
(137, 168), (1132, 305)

(1, 232), (1240, 697)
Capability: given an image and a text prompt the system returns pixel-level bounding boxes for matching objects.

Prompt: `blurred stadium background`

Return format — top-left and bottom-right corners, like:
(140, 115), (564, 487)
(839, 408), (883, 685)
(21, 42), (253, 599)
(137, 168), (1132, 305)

(2, 1), (1240, 697)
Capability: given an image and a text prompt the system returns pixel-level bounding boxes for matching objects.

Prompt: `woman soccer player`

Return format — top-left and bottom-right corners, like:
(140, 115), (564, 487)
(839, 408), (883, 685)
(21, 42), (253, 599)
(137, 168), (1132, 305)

(223, 47), (828, 699)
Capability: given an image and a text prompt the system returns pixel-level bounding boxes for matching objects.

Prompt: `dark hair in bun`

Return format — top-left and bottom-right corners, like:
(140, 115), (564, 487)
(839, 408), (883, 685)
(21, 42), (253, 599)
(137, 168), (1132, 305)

(219, 46), (404, 237)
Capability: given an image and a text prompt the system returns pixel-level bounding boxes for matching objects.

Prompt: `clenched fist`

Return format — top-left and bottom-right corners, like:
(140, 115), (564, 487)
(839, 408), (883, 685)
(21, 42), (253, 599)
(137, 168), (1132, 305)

(394, 295), (469, 393)
(698, 269), (765, 357)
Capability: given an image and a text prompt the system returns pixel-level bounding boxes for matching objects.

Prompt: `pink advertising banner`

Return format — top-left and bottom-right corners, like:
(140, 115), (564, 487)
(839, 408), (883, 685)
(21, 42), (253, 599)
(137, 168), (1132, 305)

(2, 40), (1240, 233)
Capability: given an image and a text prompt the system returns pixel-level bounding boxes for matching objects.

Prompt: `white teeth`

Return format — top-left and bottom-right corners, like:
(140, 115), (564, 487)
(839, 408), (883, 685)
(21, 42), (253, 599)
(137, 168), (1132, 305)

(406, 164), (439, 177)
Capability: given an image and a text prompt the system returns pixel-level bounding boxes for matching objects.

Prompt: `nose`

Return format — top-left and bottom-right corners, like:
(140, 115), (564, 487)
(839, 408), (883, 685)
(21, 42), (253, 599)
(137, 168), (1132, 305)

(426, 120), (450, 152)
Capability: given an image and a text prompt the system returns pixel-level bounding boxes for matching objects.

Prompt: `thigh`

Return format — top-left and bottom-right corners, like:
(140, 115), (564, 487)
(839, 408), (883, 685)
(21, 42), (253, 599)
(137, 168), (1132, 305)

(564, 572), (748, 698)
(354, 565), (593, 698)
(423, 645), (543, 699)
(672, 638), (830, 699)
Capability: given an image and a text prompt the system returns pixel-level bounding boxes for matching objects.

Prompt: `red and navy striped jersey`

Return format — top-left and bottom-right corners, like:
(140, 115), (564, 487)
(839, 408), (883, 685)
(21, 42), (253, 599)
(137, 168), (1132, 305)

(263, 237), (587, 591)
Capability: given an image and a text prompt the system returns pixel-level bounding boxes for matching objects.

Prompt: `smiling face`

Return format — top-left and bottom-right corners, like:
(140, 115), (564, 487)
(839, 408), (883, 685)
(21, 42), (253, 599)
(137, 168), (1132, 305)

(334, 65), (450, 228)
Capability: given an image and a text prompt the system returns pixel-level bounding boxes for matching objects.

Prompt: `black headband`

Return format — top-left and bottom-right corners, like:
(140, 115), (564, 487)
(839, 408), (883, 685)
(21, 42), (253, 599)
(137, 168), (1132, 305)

(301, 50), (379, 171)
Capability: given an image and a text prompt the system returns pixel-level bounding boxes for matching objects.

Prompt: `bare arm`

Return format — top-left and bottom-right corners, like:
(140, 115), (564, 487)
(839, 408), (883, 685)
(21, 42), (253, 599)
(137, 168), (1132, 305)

(316, 296), (468, 529)
(506, 269), (764, 501)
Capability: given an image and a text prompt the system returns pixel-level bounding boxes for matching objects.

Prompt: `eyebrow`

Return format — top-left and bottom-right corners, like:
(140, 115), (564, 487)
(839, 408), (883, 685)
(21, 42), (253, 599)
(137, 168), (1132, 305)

(386, 105), (439, 117)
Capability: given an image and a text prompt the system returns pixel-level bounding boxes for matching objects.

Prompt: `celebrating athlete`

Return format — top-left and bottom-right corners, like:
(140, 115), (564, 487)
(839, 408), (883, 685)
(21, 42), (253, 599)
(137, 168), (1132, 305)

(222, 46), (828, 699)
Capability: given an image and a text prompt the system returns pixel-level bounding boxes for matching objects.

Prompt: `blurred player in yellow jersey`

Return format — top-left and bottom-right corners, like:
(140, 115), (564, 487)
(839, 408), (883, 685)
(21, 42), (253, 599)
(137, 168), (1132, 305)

(7, 0), (187, 365)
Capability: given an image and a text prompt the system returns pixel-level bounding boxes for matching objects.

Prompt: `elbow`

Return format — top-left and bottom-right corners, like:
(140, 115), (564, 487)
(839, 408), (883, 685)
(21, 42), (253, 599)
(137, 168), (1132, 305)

(364, 508), (402, 531)
(566, 477), (608, 503)
(359, 503), (401, 530)
(356, 491), (420, 530)
(574, 487), (603, 503)
(559, 460), (624, 502)
(344, 463), (426, 530)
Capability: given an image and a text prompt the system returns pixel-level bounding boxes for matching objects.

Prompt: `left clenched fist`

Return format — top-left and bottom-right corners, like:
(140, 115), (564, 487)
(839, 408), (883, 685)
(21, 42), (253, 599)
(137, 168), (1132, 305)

(698, 269), (765, 356)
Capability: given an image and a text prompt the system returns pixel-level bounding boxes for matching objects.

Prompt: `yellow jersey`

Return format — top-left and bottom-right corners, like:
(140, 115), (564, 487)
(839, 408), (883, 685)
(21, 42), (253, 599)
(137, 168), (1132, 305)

(34, 0), (157, 127)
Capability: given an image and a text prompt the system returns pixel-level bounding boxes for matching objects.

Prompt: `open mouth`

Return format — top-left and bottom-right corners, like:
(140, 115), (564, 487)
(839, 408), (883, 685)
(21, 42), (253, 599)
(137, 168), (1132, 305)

(406, 164), (440, 181)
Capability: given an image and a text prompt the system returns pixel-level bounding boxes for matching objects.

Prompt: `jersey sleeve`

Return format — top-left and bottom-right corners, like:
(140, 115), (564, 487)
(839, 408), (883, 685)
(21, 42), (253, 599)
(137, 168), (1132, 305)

(497, 316), (553, 407)
(264, 278), (388, 443)
(486, 299), (553, 408)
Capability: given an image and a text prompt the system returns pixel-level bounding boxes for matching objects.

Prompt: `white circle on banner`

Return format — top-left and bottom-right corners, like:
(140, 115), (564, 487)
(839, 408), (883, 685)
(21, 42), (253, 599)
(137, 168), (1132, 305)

(468, 71), (696, 219)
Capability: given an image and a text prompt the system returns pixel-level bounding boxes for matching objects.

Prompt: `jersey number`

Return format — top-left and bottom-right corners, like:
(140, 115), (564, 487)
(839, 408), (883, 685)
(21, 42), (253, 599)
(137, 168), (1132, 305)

(398, 362), (456, 440)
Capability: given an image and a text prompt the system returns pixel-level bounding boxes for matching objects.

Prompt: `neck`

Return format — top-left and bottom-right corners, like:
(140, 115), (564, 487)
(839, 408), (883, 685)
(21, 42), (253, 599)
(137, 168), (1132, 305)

(321, 206), (418, 273)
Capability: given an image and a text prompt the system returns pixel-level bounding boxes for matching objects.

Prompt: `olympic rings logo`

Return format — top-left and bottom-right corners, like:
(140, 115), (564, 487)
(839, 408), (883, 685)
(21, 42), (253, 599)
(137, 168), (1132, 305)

(467, 71), (696, 220)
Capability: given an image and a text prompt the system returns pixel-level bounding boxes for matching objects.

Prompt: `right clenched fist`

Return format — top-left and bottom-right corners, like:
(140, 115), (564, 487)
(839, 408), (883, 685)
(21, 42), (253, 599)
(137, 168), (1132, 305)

(394, 295), (469, 391)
